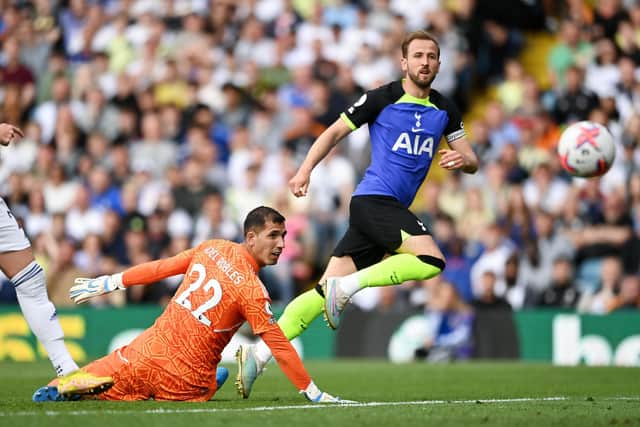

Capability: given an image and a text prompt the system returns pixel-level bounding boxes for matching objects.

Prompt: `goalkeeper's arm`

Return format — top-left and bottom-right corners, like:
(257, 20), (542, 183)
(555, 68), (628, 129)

(69, 249), (195, 304)
(261, 327), (355, 403)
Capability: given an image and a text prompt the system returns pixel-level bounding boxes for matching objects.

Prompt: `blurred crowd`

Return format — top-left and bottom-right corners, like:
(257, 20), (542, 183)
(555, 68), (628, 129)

(0, 0), (638, 317)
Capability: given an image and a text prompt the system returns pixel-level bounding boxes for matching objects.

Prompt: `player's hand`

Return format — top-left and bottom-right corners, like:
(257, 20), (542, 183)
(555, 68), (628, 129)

(288, 169), (311, 198)
(302, 381), (357, 404)
(69, 273), (124, 304)
(0, 123), (24, 146)
(438, 149), (465, 170)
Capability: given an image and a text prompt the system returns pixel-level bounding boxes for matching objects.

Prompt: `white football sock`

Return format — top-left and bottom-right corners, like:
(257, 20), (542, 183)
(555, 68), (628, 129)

(336, 273), (361, 297)
(254, 339), (272, 369)
(12, 261), (79, 376)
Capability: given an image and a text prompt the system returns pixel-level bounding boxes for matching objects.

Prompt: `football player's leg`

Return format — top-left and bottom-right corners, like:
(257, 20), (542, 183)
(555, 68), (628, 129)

(80, 347), (147, 400)
(56, 369), (114, 397)
(265, 256), (355, 347)
(0, 248), (79, 376)
(33, 351), (120, 402)
(324, 202), (445, 329)
(335, 235), (444, 296)
(236, 256), (357, 398)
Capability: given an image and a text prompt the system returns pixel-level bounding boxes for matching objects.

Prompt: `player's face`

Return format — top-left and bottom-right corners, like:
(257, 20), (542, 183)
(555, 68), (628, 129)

(401, 39), (440, 89)
(248, 221), (286, 267)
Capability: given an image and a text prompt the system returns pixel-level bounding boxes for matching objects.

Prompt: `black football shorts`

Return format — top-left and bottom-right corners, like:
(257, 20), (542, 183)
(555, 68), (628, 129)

(332, 195), (432, 270)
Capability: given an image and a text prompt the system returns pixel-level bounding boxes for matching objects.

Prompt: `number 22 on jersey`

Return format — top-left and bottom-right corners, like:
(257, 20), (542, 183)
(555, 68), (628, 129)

(174, 263), (223, 327)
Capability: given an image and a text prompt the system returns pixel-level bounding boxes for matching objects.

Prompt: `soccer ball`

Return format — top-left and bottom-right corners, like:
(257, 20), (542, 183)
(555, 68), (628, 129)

(557, 121), (616, 178)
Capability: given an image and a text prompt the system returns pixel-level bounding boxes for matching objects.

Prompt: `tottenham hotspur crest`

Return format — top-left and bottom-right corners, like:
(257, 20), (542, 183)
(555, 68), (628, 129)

(411, 112), (423, 133)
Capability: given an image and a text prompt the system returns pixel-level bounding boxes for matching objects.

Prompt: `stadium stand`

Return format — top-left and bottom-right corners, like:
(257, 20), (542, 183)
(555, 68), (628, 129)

(0, 1), (638, 338)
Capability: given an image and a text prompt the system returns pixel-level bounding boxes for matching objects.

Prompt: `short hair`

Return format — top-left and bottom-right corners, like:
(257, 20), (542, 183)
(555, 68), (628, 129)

(401, 30), (440, 58)
(243, 206), (285, 236)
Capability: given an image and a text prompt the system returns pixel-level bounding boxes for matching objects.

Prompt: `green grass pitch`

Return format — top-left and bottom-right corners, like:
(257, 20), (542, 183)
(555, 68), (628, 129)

(1, 360), (639, 427)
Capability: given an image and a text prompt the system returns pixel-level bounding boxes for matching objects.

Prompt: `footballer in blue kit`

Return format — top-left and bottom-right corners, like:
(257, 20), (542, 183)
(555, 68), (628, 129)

(235, 30), (479, 399)
(343, 81), (466, 207)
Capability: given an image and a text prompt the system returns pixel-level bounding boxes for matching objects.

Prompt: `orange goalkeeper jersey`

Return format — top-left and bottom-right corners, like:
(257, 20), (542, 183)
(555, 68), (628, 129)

(118, 239), (311, 394)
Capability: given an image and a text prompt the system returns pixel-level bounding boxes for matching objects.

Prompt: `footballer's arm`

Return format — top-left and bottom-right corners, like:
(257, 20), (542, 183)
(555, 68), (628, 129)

(289, 118), (352, 197)
(260, 327), (349, 402)
(119, 249), (196, 286)
(260, 327), (312, 391)
(439, 136), (478, 174)
(69, 249), (196, 304)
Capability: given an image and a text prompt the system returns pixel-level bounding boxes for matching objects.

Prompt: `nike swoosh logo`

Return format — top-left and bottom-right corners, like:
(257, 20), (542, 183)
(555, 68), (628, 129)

(411, 127), (423, 132)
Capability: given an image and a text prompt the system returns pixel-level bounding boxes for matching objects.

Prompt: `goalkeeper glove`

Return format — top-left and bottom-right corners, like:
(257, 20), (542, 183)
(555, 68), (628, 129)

(301, 381), (357, 404)
(69, 273), (125, 304)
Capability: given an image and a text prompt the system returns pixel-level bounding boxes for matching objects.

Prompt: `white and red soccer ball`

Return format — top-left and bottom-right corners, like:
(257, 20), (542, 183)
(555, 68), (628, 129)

(557, 121), (616, 178)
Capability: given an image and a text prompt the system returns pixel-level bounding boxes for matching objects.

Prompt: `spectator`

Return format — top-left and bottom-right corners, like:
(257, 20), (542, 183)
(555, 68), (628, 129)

(1, 36), (36, 118)
(614, 60), (640, 124)
(498, 185), (533, 250)
(484, 101), (521, 155)
(0, 120), (38, 183)
(32, 74), (83, 144)
(593, 0), (630, 40)
(472, 270), (512, 310)
(414, 279), (474, 362)
(502, 250), (537, 310)
(584, 37), (620, 98)
(609, 275), (640, 311)
(24, 186), (51, 240)
(456, 186), (496, 244)
(73, 233), (104, 278)
(44, 238), (89, 308)
(578, 255), (623, 313)
(522, 161), (571, 216)
(537, 257), (581, 308)
(548, 19), (594, 88)
(145, 209), (171, 260)
(226, 161), (271, 224)
(497, 59), (526, 113)
(75, 86), (120, 141)
(64, 185), (104, 243)
(528, 208), (575, 293)
(87, 165), (123, 215)
(514, 74), (544, 119)
(100, 209), (128, 266)
(438, 171), (466, 221)
(551, 65), (600, 124)
(129, 111), (178, 178)
(568, 190), (637, 289)
(615, 19), (640, 65)
(498, 143), (528, 184)
(192, 192), (240, 246)
(468, 119), (494, 165)
(171, 158), (219, 218)
(470, 222), (514, 298)
(440, 236), (474, 303)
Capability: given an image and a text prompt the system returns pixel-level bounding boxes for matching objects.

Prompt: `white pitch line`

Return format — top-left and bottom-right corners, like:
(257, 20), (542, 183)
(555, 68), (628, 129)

(3, 396), (640, 418)
(0, 396), (573, 417)
(5, 395), (640, 418)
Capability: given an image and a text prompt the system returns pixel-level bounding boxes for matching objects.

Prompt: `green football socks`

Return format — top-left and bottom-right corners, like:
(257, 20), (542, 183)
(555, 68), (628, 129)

(339, 253), (444, 296)
(275, 254), (443, 339)
(276, 288), (324, 340)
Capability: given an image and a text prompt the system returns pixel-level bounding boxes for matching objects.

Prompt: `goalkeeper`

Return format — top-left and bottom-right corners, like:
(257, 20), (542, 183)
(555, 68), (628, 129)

(33, 207), (352, 404)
